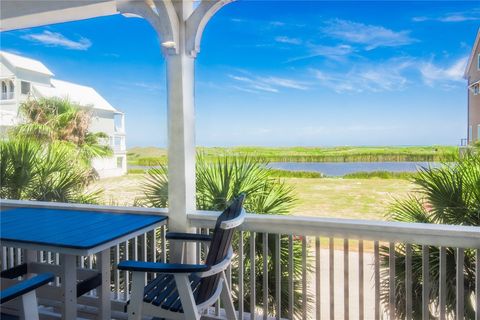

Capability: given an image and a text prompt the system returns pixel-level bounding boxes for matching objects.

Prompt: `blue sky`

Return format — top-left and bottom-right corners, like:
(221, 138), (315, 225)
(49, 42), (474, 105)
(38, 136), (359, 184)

(1, 1), (479, 147)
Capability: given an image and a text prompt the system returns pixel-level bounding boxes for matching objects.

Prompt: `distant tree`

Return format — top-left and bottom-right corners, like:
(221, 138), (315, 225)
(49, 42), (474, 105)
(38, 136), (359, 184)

(11, 97), (112, 163)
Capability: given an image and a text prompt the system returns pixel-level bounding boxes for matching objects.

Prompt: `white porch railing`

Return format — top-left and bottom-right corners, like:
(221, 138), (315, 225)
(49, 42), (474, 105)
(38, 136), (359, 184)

(1, 200), (479, 319)
(189, 211), (480, 320)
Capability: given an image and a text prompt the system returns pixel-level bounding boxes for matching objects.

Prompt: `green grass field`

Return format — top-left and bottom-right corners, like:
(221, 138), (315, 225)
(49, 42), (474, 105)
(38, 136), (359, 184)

(127, 145), (458, 166)
(91, 174), (416, 220)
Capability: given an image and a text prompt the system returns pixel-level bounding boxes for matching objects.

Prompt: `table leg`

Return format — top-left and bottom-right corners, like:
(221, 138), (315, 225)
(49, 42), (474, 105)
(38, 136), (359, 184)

(60, 254), (77, 320)
(19, 249), (38, 320)
(97, 249), (111, 319)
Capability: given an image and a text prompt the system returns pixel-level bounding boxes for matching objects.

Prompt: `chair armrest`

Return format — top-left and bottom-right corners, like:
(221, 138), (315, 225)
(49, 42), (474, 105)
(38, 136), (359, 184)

(0, 272), (54, 304)
(165, 232), (212, 242)
(117, 261), (211, 274)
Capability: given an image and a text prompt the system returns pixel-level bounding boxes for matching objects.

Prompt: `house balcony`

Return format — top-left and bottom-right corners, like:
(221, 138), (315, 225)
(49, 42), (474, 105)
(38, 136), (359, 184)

(1, 199), (478, 320)
(109, 134), (126, 153)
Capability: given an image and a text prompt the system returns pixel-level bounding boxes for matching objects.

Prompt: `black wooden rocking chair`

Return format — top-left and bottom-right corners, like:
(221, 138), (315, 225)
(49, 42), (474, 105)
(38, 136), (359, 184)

(118, 194), (246, 320)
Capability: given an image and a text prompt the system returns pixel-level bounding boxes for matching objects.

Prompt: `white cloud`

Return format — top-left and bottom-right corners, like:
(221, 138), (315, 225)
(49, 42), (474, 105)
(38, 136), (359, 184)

(419, 56), (468, 86)
(229, 75), (278, 93)
(229, 74), (308, 93)
(312, 58), (413, 93)
(22, 31), (91, 50)
(322, 19), (417, 50)
(132, 82), (163, 91)
(413, 10), (480, 23)
(270, 21), (285, 27)
(275, 36), (302, 45)
(260, 76), (309, 90)
(287, 44), (353, 63)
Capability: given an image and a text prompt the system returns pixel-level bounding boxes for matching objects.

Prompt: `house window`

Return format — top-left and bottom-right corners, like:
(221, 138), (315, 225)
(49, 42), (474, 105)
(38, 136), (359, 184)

(478, 53), (480, 70)
(474, 84), (480, 95)
(21, 81), (30, 95)
(469, 125), (473, 143)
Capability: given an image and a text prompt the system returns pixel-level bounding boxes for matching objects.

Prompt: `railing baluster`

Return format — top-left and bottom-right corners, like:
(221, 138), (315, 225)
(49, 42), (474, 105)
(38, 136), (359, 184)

(134, 236), (138, 261)
(161, 225), (166, 263)
(439, 246), (446, 320)
(476, 249), (479, 320)
(405, 243), (413, 320)
(150, 229), (157, 279)
(263, 232), (268, 319)
(125, 240), (130, 300)
(142, 234), (147, 283)
(389, 242), (396, 319)
(457, 248), (464, 319)
(16, 248), (21, 265)
(358, 240), (364, 320)
(115, 244), (120, 300)
(151, 229), (157, 263)
(239, 231), (244, 320)
(8, 247), (13, 268)
(329, 237), (334, 320)
(302, 236), (307, 320)
(422, 245), (429, 320)
(251, 232), (256, 320)
(2, 247), (7, 270)
(275, 234), (281, 320)
(344, 239), (349, 320)
(316, 237), (321, 320)
(288, 235), (294, 320)
(196, 228), (201, 264)
(374, 241), (380, 320)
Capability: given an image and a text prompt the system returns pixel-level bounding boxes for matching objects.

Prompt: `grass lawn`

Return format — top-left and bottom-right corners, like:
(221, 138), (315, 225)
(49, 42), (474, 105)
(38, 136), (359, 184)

(89, 174), (146, 206)
(288, 177), (415, 220)
(91, 174), (416, 220)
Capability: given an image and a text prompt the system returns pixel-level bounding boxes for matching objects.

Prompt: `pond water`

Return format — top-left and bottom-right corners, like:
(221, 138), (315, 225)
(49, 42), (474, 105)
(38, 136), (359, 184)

(267, 161), (441, 177)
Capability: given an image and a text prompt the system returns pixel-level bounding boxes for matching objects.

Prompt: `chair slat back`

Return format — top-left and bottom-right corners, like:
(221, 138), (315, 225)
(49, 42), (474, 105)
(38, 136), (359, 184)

(195, 194), (245, 304)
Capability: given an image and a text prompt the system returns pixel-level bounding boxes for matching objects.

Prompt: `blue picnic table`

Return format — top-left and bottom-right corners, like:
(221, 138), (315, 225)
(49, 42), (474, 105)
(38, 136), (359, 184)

(0, 206), (167, 320)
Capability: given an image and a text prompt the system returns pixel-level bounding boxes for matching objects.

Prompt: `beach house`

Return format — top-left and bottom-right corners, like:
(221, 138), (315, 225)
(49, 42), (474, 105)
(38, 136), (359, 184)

(0, 51), (127, 177)
(465, 29), (480, 145)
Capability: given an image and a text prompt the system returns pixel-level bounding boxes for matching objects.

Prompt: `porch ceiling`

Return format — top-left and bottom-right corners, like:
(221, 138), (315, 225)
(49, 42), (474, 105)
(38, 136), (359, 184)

(0, 0), (118, 31)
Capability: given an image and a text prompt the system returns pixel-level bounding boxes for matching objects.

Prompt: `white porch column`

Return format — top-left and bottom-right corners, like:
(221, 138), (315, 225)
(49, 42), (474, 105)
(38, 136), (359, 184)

(117, 0), (233, 262)
(166, 55), (196, 233)
(166, 0), (196, 241)
(164, 1), (197, 263)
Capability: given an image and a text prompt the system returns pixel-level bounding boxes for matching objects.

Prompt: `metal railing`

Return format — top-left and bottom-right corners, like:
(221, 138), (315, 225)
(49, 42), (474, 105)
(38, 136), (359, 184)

(460, 138), (469, 147)
(1, 200), (479, 319)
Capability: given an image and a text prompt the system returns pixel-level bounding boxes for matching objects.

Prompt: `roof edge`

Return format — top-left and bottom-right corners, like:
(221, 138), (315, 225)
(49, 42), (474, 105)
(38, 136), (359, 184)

(465, 28), (480, 79)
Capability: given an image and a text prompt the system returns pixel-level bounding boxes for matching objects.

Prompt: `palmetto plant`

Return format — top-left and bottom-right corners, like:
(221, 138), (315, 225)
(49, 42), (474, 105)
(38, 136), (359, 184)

(138, 155), (312, 318)
(0, 139), (101, 203)
(380, 153), (480, 318)
(11, 97), (112, 163)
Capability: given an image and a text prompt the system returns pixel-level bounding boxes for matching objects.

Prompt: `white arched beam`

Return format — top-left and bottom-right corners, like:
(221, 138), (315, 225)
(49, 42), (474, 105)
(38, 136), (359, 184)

(117, 0), (180, 55)
(186, 0), (234, 57)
